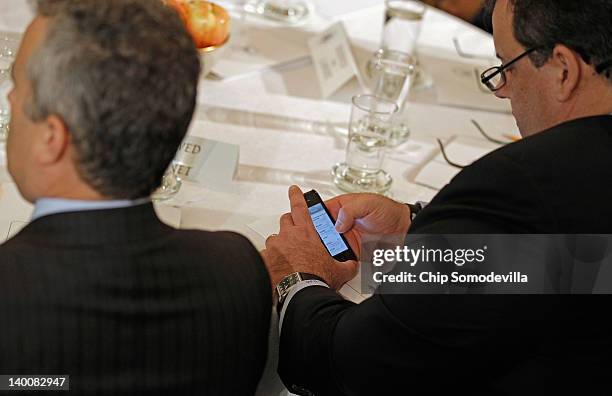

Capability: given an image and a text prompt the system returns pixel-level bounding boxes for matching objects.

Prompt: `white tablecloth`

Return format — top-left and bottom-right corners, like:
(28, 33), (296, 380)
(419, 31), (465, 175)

(1, 1), (518, 395)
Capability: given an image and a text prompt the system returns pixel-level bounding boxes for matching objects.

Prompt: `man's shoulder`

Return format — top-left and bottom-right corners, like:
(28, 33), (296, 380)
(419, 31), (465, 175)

(487, 115), (612, 165)
(0, 219), (263, 269)
(0, 221), (269, 302)
(412, 115), (612, 233)
(461, 115), (612, 185)
(160, 228), (269, 289)
(170, 228), (261, 259)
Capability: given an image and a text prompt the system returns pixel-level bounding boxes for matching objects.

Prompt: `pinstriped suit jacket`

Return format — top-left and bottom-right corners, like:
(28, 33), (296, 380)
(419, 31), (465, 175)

(0, 203), (271, 395)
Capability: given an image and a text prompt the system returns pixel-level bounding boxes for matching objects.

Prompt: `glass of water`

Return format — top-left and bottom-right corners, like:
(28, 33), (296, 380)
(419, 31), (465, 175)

(0, 33), (19, 143)
(246, 0), (311, 24)
(369, 49), (416, 147)
(382, 0), (426, 55)
(332, 95), (398, 194)
(381, 0), (431, 90)
(151, 167), (182, 202)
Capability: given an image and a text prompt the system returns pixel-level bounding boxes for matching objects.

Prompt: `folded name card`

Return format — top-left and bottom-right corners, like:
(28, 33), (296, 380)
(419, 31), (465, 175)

(172, 136), (239, 190)
(308, 22), (364, 98)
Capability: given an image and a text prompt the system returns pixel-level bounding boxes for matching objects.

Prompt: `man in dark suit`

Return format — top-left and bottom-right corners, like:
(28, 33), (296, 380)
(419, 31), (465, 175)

(263, 0), (612, 394)
(0, 0), (271, 394)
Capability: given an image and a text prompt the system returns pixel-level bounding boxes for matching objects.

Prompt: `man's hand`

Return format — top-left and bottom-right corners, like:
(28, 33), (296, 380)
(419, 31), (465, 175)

(325, 193), (412, 255)
(262, 186), (359, 292)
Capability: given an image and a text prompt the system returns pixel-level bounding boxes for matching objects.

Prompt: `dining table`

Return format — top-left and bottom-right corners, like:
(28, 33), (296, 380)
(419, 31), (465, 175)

(0, 1), (519, 394)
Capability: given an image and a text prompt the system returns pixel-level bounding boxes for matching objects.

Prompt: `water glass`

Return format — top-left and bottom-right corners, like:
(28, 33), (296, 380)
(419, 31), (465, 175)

(1, 33), (20, 142)
(369, 49), (416, 147)
(247, 0), (311, 24)
(382, 0), (426, 55)
(381, 1), (432, 90)
(151, 168), (182, 201)
(332, 95), (398, 194)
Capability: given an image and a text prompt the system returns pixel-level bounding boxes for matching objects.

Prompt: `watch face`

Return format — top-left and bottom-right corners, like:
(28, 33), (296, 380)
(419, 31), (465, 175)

(277, 273), (302, 300)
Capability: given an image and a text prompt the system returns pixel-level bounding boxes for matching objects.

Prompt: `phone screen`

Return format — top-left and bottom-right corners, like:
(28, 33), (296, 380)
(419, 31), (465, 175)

(308, 203), (350, 257)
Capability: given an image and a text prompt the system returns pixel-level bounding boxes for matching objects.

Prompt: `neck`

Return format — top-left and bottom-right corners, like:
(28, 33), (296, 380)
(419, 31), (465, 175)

(39, 188), (107, 201)
(560, 83), (612, 122)
(36, 169), (107, 202)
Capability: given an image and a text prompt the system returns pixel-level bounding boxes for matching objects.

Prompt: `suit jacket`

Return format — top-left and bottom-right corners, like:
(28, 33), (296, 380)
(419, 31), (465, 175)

(279, 115), (612, 395)
(0, 203), (271, 395)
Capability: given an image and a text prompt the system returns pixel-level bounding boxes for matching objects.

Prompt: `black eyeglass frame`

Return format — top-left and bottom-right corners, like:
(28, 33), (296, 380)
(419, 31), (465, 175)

(436, 119), (516, 169)
(480, 47), (538, 92)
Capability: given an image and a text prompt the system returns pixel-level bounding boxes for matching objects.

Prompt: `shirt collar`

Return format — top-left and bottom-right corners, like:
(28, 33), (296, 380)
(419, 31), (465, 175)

(32, 197), (150, 221)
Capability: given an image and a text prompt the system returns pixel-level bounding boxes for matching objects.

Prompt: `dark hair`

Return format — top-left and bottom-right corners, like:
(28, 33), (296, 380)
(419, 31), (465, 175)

(485, 0), (612, 82)
(28, 0), (201, 199)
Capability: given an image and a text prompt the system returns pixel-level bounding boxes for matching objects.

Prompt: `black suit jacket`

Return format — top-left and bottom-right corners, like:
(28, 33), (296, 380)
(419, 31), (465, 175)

(279, 115), (612, 395)
(0, 203), (271, 395)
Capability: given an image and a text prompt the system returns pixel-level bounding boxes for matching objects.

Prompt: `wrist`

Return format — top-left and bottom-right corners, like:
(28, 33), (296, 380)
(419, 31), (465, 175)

(276, 272), (327, 303)
(406, 201), (428, 220)
(399, 202), (413, 234)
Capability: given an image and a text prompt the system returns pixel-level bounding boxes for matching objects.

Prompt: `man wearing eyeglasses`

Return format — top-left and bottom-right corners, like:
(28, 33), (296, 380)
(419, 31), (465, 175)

(263, 0), (612, 395)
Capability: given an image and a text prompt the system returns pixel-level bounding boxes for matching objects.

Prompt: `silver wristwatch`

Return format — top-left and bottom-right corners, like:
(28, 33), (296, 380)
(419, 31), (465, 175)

(276, 272), (323, 305)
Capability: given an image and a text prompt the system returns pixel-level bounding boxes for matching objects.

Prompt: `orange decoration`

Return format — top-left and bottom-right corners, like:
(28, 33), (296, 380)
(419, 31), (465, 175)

(166, 0), (230, 49)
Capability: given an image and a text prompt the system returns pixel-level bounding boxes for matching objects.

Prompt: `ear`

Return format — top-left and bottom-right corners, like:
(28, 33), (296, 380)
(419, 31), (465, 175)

(34, 114), (71, 166)
(549, 44), (581, 102)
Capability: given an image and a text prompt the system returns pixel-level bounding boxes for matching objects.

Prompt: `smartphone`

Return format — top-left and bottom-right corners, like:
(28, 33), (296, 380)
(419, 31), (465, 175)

(304, 190), (357, 262)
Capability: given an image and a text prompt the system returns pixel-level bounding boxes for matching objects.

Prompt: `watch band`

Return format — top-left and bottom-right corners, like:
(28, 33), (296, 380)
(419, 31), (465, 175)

(277, 278), (330, 332)
(276, 272), (326, 306)
(406, 201), (428, 221)
(406, 203), (422, 221)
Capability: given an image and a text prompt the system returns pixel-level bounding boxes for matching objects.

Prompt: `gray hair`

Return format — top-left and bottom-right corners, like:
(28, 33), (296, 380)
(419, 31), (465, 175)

(27, 0), (201, 198)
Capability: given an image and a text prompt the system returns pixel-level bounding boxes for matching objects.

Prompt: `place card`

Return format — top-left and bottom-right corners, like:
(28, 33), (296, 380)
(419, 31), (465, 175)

(172, 136), (239, 190)
(308, 22), (364, 98)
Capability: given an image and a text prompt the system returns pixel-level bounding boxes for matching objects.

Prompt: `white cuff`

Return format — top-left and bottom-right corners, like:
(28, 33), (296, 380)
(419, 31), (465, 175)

(278, 280), (329, 335)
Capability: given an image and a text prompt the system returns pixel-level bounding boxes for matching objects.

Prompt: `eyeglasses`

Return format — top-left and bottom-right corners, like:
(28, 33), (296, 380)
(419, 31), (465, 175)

(436, 119), (517, 169)
(480, 47), (538, 92)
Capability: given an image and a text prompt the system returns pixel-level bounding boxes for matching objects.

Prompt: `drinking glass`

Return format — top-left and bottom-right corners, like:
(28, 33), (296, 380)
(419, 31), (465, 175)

(151, 168), (182, 201)
(246, 0), (311, 24)
(381, 0), (432, 90)
(332, 95), (398, 194)
(0, 33), (19, 142)
(368, 49), (416, 147)
(224, 0), (257, 54)
(382, 0), (426, 55)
